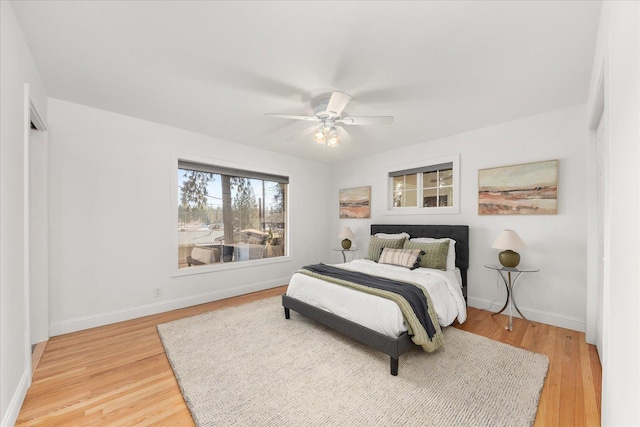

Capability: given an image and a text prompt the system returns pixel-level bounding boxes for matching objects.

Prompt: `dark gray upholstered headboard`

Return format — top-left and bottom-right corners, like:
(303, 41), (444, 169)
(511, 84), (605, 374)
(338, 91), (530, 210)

(370, 224), (469, 298)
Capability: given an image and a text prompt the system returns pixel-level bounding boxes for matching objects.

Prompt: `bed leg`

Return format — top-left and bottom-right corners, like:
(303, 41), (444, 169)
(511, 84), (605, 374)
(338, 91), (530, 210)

(284, 307), (290, 319)
(390, 357), (399, 376)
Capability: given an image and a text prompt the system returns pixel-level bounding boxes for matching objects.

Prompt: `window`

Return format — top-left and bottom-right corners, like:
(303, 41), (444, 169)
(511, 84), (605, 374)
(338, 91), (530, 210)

(387, 154), (460, 214)
(422, 167), (453, 207)
(392, 173), (418, 207)
(177, 160), (288, 270)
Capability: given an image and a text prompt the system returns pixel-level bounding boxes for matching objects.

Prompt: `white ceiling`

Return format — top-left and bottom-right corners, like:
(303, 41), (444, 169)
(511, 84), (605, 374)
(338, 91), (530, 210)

(11, 1), (601, 164)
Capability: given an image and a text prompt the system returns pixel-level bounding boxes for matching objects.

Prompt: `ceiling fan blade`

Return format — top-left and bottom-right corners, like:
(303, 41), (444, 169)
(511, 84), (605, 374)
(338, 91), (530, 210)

(285, 124), (322, 141)
(325, 91), (352, 115)
(336, 126), (354, 144)
(265, 113), (320, 122)
(339, 116), (394, 125)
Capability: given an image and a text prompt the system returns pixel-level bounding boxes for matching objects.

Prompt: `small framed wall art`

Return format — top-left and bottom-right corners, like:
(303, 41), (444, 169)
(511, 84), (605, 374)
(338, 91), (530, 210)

(339, 186), (371, 218)
(478, 160), (558, 215)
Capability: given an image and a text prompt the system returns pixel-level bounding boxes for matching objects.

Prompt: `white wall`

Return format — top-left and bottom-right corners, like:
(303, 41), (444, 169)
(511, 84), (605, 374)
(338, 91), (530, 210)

(586, 1), (640, 425)
(0, 2), (48, 425)
(330, 105), (589, 332)
(46, 99), (331, 334)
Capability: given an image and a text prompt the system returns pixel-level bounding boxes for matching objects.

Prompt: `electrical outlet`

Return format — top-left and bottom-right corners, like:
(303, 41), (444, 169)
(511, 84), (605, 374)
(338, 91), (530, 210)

(154, 287), (163, 297)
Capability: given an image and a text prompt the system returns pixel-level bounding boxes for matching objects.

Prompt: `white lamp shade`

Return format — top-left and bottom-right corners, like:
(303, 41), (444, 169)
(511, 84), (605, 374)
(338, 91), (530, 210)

(491, 229), (526, 250)
(338, 226), (355, 240)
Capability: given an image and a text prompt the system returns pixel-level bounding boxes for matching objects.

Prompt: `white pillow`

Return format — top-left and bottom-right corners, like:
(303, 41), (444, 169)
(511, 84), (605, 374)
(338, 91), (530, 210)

(410, 237), (456, 271)
(375, 232), (410, 240)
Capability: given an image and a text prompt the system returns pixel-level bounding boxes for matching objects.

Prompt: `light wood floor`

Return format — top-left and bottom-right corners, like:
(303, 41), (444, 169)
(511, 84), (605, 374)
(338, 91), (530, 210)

(17, 286), (601, 426)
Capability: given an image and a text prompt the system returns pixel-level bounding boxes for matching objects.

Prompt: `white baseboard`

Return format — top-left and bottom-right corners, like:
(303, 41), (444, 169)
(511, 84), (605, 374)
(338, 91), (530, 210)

(49, 277), (289, 336)
(47, 283), (587, 336)
(467, 296), (586, 332)
(1, 369), (29, 427)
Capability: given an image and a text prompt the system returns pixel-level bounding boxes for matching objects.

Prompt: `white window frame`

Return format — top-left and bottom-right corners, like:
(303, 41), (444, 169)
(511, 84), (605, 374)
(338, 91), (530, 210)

(170, 152), (292, 277)
(385, 154), (460, 215)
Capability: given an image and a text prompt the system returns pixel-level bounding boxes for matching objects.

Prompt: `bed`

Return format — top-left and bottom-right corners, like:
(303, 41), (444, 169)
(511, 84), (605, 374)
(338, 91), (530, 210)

(282, 224), (469, 376)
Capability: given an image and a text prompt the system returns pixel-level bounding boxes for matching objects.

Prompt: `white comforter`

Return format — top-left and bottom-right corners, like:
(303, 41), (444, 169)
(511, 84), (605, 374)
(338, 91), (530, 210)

(286, 259), (467, 339)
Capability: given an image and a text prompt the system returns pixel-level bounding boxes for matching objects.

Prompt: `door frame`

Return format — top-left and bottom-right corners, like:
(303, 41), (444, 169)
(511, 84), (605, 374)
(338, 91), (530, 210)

(586, 61), (606, 359)
(23, 84), (48, 386)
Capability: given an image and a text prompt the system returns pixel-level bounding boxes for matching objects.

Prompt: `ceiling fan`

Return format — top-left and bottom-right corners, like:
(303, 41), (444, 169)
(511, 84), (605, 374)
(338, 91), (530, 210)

(265, 91), (394, 148)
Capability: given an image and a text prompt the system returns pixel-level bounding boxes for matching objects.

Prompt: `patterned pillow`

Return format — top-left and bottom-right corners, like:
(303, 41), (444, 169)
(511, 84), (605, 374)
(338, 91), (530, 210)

(402, 240), (450, 270)
(378, 248), (423, 270)
(366, 235), (407, 262)
(410, 237), (456, 271)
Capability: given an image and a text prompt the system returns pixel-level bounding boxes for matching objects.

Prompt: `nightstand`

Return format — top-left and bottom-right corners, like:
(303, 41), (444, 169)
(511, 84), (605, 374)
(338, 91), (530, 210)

(333, 247), (358, 263)
(484, 264), (539, 331)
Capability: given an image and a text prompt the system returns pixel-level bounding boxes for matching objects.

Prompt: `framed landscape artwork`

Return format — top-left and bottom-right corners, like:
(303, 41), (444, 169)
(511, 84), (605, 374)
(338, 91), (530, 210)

(339, 186), (371, 219)
(478, 160), (558, 215)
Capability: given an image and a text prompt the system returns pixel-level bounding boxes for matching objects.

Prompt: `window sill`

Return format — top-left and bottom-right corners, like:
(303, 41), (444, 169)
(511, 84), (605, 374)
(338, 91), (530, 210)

(171, 254), (292, 277)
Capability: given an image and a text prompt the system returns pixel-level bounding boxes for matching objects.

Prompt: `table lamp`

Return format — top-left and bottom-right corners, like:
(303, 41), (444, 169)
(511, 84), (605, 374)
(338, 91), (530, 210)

(338, 227), (355, 250)
(492, 229), (526, 268)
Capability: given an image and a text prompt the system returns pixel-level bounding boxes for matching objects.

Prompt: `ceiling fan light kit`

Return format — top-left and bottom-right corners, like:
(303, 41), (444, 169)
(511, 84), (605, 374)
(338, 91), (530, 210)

(266, 91), (394, 148)
(314, 123), (340, 147)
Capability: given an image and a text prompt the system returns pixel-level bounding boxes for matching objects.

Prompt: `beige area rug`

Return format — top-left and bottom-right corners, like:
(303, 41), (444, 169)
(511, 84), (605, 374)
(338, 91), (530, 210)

(157, 296), (549, 427)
